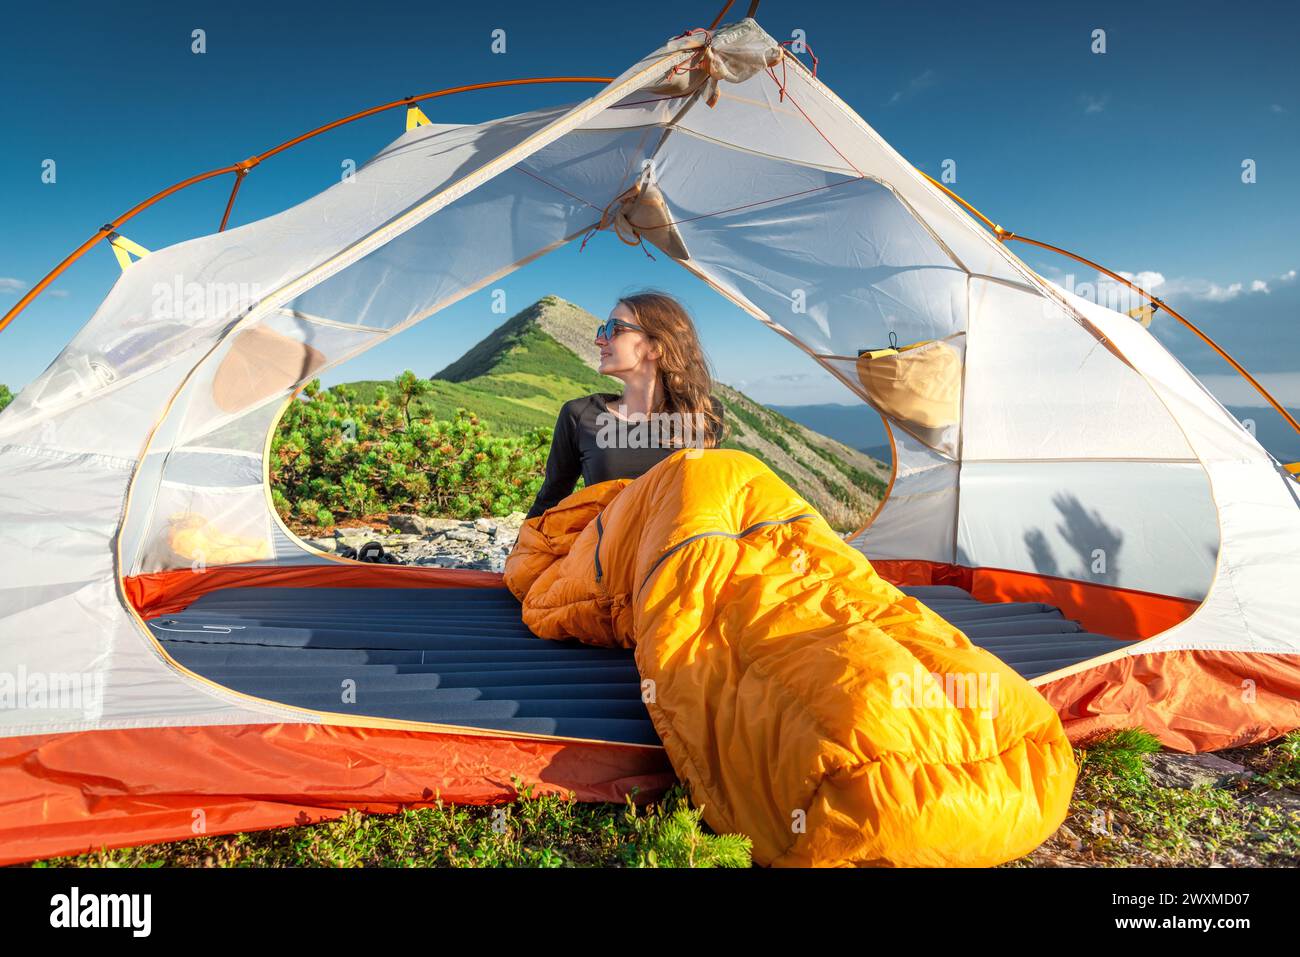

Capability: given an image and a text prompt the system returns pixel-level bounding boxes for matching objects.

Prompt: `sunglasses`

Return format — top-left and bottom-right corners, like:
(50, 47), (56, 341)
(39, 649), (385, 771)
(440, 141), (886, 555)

(595, 317), (646, 341)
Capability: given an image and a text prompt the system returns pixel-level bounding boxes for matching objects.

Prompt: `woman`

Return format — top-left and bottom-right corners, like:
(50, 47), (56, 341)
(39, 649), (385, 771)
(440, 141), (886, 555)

(525, 291), (725, 520)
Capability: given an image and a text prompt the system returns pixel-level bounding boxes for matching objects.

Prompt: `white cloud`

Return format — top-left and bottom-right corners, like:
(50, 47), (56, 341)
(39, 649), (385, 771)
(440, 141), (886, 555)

(1047, 270), (1163, 313)
(0, 279), (67, 299)
(1080, 94), (1108, 114)
(1115, 269), (1167, 291)
(888, 69), (938, 106)
(1040, 264), (1290, 331)
(1271, 103), (1287, 113)
(1111, 270), (1159, 285)
(1202, 281), (1245, 302)
(1101, 269), (1282, 304)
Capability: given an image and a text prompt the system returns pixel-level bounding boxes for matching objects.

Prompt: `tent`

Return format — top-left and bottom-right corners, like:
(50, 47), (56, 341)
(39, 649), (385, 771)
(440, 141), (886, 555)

(1, 16), (1298, 864)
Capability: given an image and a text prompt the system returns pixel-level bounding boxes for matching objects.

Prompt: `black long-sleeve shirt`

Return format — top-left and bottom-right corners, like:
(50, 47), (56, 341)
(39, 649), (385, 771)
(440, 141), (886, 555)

(525, 392), (725, 519)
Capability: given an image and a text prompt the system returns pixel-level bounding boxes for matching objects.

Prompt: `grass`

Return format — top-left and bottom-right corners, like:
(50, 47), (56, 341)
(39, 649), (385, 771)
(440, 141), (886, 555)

(1016, 729), (1300, 867)
(31, 784), (752, 869)
(28, 730), (1300, 868)
(1254, 732), (1300, 790)
(1077, 727), (1163, 780)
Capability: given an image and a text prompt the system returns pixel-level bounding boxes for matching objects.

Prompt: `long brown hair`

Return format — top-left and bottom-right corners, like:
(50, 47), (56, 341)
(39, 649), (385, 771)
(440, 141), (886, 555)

(616, 290), (723, 449)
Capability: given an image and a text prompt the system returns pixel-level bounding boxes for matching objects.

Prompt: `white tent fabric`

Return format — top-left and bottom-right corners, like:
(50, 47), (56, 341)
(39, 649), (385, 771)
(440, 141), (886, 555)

(0, 29), (706, 734)
(1053, 287), (1300, 658)
(0, 17), (1296, 742)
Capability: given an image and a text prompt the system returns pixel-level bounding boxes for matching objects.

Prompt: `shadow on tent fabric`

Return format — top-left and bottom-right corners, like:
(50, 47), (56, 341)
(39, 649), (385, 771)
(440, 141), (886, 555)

(1017, 494), (1140, 642)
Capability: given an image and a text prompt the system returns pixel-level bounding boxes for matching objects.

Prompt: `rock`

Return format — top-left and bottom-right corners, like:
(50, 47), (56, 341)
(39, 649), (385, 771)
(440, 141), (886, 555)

(1056, 824), (1083, 851)
(303, 537), (336, 553)
(383, 534), (424, 546)
(387, 514), (464, 536)
(1145, 752), (1256, 790)
(326, 511), (530, 574)
(1245, 786), (1300, 816)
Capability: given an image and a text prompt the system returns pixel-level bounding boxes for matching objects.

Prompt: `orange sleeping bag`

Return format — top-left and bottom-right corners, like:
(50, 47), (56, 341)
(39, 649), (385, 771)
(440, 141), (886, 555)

(504, 449), (1076, 866)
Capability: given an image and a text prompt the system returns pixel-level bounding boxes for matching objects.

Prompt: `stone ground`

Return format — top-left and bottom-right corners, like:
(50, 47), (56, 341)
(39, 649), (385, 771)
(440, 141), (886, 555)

(298, 511), (870, 572)
(300, 511), (529, 572)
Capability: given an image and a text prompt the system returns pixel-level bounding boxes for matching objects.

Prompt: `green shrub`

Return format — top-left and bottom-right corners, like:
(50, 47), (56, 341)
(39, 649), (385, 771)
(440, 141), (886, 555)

(270, 372), (549, 526)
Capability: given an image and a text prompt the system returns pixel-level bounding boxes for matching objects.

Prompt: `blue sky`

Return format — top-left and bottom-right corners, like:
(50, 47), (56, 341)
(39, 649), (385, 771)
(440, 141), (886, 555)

(1, 0), (1296, 423)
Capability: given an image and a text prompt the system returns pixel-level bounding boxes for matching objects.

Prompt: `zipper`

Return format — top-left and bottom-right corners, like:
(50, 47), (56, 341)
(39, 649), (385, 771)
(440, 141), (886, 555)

(594, 513), (605, 583)
(639, 513), (817, 592)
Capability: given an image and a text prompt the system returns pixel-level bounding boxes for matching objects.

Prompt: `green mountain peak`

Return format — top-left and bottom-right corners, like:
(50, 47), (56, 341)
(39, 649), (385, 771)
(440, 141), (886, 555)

(433, 296), (610, 382)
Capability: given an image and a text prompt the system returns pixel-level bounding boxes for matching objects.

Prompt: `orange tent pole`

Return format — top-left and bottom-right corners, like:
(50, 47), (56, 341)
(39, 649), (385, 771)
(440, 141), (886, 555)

(8, 71), (1291, 443)
(218, 169), (249, 232)
(707, 1), (736, 30)
(918, 171), (1300, 439)
(1000, 231), (1300, 438)
(0, 76), (612, 336)
(1, 165), (240, 336)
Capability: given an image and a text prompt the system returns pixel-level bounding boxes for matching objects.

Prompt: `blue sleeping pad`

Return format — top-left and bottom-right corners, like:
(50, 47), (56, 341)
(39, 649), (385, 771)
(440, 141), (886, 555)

(149, 583), (1138, 745)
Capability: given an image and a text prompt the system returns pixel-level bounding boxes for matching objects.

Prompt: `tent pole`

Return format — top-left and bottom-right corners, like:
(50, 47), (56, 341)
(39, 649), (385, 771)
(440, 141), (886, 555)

(1004, 232), (1300, 439)
(918, 171), (1300, 439)
(0, 76), (612, 337)
(6, 64), (1290, 445)
(218, 169), (249, 232)
(707, 1), (736, 30)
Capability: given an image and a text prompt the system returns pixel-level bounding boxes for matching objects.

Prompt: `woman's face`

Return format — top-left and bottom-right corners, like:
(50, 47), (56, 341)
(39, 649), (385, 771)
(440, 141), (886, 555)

(596, 302), (660, 379)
